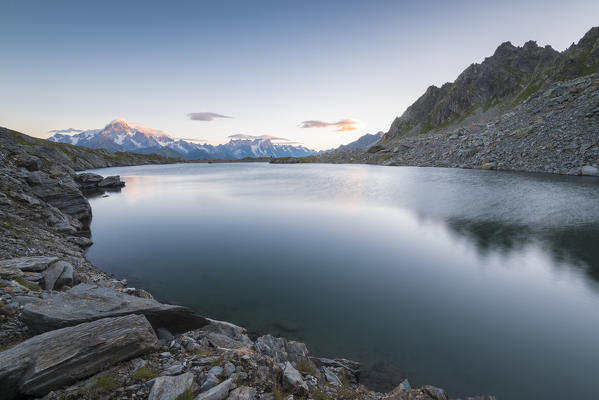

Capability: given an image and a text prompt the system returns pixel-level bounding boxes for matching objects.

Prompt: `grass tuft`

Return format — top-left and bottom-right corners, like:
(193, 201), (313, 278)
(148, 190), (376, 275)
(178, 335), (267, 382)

(132, 366), (158, 381)
(175, 388), (195, 400)
(84, 372), (120, 396)
(295, 358), (317, 376)
(14, 277), (41, 291)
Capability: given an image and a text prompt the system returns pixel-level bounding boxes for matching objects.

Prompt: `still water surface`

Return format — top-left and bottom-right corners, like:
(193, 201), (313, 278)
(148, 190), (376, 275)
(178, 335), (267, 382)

(86, 163), (599, 400)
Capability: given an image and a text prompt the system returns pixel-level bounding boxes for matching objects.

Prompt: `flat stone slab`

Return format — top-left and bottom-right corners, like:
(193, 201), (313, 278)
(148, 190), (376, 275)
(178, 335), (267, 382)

(0, 314), (158, 399)
(0, 256), (59, 272)
(17, 283), (209, 334)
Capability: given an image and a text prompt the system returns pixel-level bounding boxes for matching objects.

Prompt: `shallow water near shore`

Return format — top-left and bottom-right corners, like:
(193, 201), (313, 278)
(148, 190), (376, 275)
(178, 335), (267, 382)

(85, 162), (599, 400)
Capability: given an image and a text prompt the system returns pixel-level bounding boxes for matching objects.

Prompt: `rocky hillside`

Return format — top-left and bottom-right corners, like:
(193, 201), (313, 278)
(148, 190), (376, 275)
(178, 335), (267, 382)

(312, 27), (599, 176)
(1, 126), (182, 171)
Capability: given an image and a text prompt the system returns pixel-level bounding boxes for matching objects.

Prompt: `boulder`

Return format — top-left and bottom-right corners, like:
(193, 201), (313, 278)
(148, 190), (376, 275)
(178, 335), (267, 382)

(581, 165), (599, 176)
(385, 384), (452, 400)
(227, 386), (257, 400)
(75, 173), (104, 190)
(149, 372), (196, 400)
(200, 373), (221, 392)
(311, 357), (360, 383)
(0, 256), (59, 272)
(196, 378), (233, 400)
(43, 261), (70, 290)
(29, 174), (91, 224)
(157, 327), (175, 341)
(282, 362), (308, 396)
(322, 367), (342, 386)
(0, 314), (158, 399)
(55, 262), (75, 288)
(67, 236), (93, 247)
(16, 283), (209, 333)
(481, 161), (497, 170)
(255, 335), (308, 363)
(98, 175), (125, 188)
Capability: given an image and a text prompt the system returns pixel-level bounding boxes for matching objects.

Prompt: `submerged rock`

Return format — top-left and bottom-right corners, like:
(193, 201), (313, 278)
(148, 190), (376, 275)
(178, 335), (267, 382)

(16, 283), (209, 333)
(0, 314), (158, 399)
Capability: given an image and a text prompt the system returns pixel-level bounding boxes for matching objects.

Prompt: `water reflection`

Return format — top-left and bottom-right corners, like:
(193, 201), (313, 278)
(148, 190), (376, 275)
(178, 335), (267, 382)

(83, 163), (599, 400)
(446, 217), (599, 284)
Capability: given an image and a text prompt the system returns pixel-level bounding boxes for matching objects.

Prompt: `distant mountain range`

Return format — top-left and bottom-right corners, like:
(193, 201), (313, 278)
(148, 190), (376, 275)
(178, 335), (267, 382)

(48, 119), (318, 160)
(48, 119), (382, 160)
(334, 132), (383, 151)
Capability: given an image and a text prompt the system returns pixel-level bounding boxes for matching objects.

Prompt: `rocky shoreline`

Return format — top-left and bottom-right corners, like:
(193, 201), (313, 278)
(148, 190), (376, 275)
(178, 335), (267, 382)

(0, 128), (495, 399)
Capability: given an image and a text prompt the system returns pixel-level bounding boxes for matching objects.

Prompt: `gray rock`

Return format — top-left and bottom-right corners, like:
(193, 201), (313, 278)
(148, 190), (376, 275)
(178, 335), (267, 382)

(196, 378), (232, 400)
(581, 165), (599, 176)
(310, 357), (360, 383)
(43, 261), (69, 290)
(98, 175), (125, 188)
(164, 364), (185, 376)
(209, 366), (224, 378)
(67, 236), (93, 247)
(422, 385), (450, 400)
(75, 173), (104, 190)
(17, 283), (209, 333)
(157, 327), (175, 341)
(223, 362), (236, 376)
(55, 261), (74, 289)
(254, 334), (308, 363)
(200, 373), (221, 392)
(227, 386), (257, 400)
(282, 362), (308, 396)
(322, 366), (341, 386)
(148, 372), (196, 400)
(0, 256), (59, 272)
(0, 314), (158, 399)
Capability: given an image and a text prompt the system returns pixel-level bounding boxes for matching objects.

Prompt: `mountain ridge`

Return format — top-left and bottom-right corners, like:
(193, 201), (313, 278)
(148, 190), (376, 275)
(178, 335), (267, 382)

(49, 119), (317, 160)
(310, 27), (599, 176)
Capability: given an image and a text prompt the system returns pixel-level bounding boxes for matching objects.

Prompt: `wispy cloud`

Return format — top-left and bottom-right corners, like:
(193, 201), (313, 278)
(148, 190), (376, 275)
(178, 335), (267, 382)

(48, 128), (82, 134)
(299, 119), (361, 132)
(188, 112), (232, 121)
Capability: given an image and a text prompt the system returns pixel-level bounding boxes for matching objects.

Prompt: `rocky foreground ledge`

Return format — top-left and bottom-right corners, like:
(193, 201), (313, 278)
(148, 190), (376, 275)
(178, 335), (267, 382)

(0, 130), (494, 399)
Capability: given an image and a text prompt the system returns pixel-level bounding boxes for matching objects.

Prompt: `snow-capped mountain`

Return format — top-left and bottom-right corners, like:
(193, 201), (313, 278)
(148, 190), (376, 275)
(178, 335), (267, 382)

(48, 119), (317, 160)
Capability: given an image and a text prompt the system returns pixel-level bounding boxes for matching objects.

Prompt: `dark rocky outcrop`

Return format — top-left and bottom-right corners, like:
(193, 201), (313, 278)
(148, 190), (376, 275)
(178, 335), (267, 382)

(16, 283), (209, 334)
(0, 314), (158, 399)
(312, 27), (599, 176)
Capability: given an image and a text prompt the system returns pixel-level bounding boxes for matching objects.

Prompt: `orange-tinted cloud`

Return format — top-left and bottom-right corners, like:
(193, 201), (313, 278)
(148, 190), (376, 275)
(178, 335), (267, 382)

(299, 119), (361, 132)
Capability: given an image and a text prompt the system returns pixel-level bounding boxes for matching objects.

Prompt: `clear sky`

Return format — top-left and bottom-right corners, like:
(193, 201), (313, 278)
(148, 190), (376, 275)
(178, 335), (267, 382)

(1, 0), (597, 150)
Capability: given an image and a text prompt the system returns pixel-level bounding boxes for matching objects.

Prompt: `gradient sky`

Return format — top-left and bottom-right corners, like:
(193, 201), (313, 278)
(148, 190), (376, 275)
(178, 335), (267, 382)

(1, 1), (597, 150)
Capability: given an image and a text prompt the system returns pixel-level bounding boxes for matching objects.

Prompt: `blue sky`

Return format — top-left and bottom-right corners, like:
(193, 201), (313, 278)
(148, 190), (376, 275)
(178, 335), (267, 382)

(1, 0), (597, 150)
